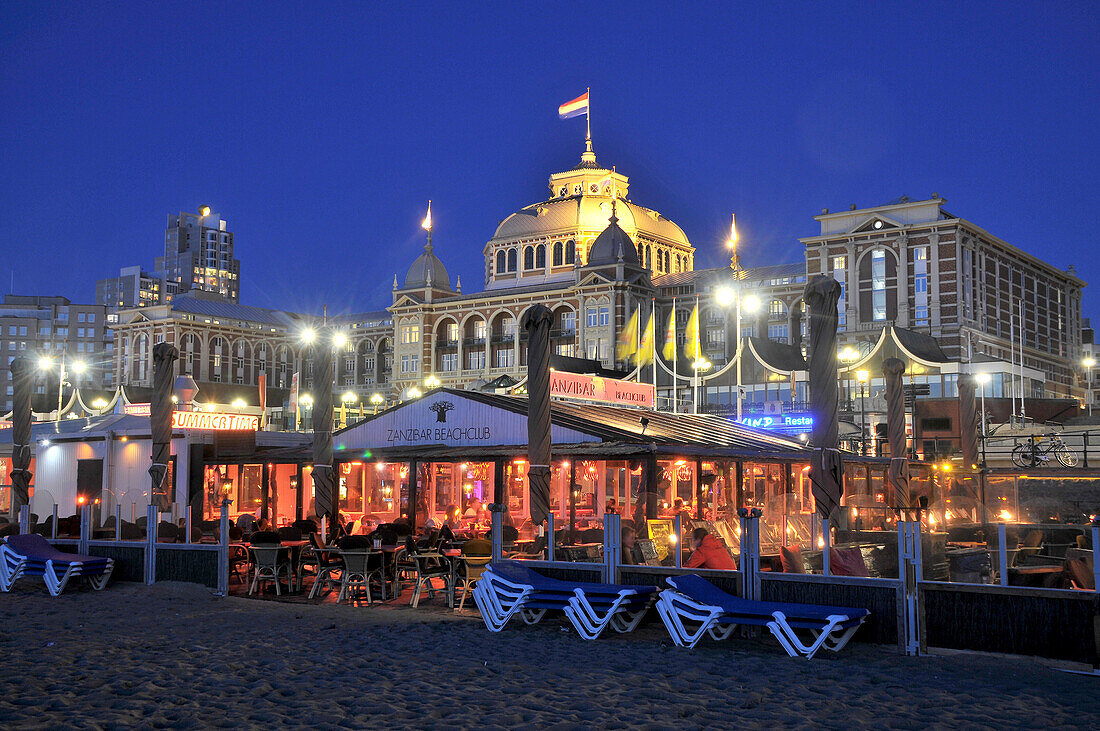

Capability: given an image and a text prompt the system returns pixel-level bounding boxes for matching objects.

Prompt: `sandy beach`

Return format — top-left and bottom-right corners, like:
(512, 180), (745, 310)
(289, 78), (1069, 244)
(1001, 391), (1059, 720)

(0, 581), (1097, 730)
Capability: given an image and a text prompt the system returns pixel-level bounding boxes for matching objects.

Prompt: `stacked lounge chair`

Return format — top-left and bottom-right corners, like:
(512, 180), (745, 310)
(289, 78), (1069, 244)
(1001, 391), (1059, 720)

(473, 562), (657, 640)
(656, 574), (869, 659)
(0, 534), (114, 596)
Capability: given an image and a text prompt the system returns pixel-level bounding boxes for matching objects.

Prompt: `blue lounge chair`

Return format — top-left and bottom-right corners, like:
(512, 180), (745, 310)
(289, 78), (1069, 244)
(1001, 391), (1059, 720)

(0, 534), (114, 596)
(473, 562), (657, 640)
(656, 574), (869, 658)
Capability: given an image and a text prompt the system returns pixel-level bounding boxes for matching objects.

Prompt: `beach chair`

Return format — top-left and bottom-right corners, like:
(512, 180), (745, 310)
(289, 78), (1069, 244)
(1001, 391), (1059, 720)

(0, 534), (114, 596)
(249, 544), (291, 596)
(473, 562), (657, 639)
(656, 574), (870, 659)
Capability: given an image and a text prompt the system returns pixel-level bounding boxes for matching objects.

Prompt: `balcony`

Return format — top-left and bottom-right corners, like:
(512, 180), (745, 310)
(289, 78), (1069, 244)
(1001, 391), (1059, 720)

(549, 328), (577, 340)
(437, 338), (458, 349)
(463, 336), (487, 348)
(491, 333), (515, 344)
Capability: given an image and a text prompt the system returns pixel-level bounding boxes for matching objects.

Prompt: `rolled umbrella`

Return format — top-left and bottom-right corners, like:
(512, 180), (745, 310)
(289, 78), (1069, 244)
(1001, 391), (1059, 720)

(148, 342), (179, 512)
(522, 304), (553, 528)
(958, 375), (979, 469)
(9, 357), (33, 514)
(883, 357), (910, 509)
(311, 334), (337, 531)
(804, 275), (844, 520)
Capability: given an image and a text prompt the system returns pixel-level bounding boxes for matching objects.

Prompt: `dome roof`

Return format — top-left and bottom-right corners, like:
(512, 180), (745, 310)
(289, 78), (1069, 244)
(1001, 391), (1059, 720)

(587, 208), (640, 267)
(403, 243), (452, 290)
(490, 195), (689, 246)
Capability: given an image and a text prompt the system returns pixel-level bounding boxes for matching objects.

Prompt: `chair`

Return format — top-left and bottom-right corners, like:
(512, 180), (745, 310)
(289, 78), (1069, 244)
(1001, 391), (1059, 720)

(229, 544), (250, 584)
(336, 549), (386, 604)
(455, 555), (491, 611)
(307, 535), (345, 600)
(472, 562), (657, 639)
(1013, 530), (1044, 566)
(0, 534), (114, 596)
(248, 544), (291, 596)
(656, 574), (870, 658)
(277, 526), (302, 542)
(409, 550), (452, 608)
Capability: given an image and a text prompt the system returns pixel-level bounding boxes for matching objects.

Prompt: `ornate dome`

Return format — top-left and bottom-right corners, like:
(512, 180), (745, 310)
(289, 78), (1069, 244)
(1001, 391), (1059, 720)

(587, 207), (640, 267)
(403, 242), (452, 290)
(490, 195), (689, 247)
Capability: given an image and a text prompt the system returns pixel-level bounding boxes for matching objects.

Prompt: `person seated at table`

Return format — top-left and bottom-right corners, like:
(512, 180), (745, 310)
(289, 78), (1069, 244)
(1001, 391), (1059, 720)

(442, 505), (462, 532)
(605, 497), (620, 515)
(672, 498), (692, 522)
(463, 499), (483, 519)
(620, 524), (644, 565)
(254, 517), (271, 532)
(685, 527), (736, 570)
(366, 523), (399, 547)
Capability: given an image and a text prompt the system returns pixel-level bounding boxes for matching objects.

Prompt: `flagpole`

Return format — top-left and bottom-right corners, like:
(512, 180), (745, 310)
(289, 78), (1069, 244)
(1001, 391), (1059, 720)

(672, 298), (678, 414)
(693, 294), (700, 414)
(586, 87), (591, 143)
(651, 298), (657, 411)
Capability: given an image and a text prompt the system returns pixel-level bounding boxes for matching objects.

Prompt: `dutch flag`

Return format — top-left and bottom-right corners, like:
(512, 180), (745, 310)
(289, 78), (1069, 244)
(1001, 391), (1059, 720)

(558, 91), (590, 120)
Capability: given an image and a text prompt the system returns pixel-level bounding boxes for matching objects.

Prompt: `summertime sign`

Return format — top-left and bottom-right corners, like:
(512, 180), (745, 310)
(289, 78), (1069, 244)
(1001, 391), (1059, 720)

(171, 411), (259, 431)
(549, 370), (654, 408)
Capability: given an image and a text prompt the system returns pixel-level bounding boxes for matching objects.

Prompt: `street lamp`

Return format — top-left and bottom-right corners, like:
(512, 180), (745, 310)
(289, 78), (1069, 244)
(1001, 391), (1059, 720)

(38, 355), (85, 422)
(856, 369), (870, 455)
(340, 391), (358, 429)
(370, 392), (384, 414)
(976, 372), (991, 467)
(1084, 357), (1096, 417)
(407, 387), (422, 399)
(715, 285), (759, 422)
(425, 374), (441, 389)
(298, 393), (313, 430)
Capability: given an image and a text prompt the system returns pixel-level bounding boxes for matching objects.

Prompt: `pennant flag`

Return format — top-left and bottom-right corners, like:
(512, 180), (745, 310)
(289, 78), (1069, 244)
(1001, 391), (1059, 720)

(617, 309), (639, 362)
(684, 304), (701, 360)
(421, 200), (432, 231)
(662, 308), (677, 362)
(637, 310), (656, 365)
(558, 91), (590, 120)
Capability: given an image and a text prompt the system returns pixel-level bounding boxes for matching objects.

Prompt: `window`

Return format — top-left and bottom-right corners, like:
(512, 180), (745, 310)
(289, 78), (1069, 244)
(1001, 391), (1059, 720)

(345, 357), (355, 371)
(77, 328), (85, 338)
(496, 250), (506, 273)
(399, 325), (420, 344)
(77, 313), (86, 323)
(555, 343), (576, 357)
(598, 307), (610, 326)
(495, 349), (514, 368)
(363, 357), (375, 371)
(553, 242), (563, 266)
(87, 313), (95, 323)
(445, 322), (459, 343)
(914, 306), (928, 324)
(39, 327), (49, 336)
(561, 311), (576, 333)
(473, 320), (487, 340)
(586, 307), (598, 327)
(768, 324), (789, 341)
(565, 240), (575, 264)
(585, 339), (600, 359)
(535, 244), (546, 269)
(502, 317), (516, 338)
(466, 350), (485, 370)
(56, 327), (67, 337)
(507, 249), (517, 272)
(706, 328), (725, 346)
(19, 326), (26, 336)
(914, 274), (927, 293)
(440, 353), (457, 372)
(871, 250), (887, 321)
(523, 247), (535, 270)
(768, 300), (786, 318)
(400, 355), (419, 374)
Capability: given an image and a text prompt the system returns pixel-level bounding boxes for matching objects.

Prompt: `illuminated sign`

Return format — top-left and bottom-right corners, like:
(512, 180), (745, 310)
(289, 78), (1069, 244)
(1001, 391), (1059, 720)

(171, 411), (259, 431)
(738, 413), (814, 430)
(0, 420), (11, 429)
(124, 403), (151, 416)
(549, 370), (655, 408)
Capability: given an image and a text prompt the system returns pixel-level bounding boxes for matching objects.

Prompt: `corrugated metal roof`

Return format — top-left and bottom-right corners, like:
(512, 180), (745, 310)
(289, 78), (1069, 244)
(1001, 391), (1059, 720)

(170, 296), (303, 328)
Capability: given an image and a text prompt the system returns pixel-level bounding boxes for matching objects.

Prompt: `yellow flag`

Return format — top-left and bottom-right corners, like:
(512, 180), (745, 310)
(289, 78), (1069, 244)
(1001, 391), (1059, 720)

(616, 309), (639, 362)
(684, 303), (700, 360)
(637, 311), (656, 365)
(662, 308), (677, 362)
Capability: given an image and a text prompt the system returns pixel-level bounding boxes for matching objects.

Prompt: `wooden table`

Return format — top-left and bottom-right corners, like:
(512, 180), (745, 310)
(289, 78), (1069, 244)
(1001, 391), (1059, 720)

(1007, 564), (1063, 588)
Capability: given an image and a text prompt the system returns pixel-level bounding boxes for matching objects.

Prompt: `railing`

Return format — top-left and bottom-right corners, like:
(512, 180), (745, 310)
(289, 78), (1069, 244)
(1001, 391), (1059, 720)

(462, 337), (486, 347)
(490, 334), (515, 344)
(549, 329), (577, 340)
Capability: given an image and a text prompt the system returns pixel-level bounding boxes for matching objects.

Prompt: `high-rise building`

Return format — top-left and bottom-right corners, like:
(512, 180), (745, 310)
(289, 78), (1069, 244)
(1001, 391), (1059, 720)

(155, 206), (240, 303)
(95, 265), (170, 310)
(0, 295), (114, 413)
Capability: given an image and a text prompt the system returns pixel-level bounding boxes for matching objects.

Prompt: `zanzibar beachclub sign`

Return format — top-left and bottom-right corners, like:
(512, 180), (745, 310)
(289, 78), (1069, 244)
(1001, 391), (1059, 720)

(549, 370), (655, 408)
(171, 411), (260, 431)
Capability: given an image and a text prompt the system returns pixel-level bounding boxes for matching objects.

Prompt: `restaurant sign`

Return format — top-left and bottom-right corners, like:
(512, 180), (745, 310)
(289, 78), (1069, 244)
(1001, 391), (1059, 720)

(549, 370), (654, 408)
(738, 412), (814, 431)
(124, 402), (151, 416)
(171, 411), (260, 431)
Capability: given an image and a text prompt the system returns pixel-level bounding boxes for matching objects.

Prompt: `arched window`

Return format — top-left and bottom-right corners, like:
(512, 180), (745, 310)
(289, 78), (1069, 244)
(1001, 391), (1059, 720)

(656, 250), (663, 273)
(664, 251), (671, 272)
(496, 250), (506, 273)
(523, 246), (534, 270)
(565, 240), (576, 264)
(637, 243), (644, 262)
(535, 244), (546, 268)
(553, 242), (563, 266)
(645, 246), (651, 269)
(675, 255), (682, 273)
(507, 248), (517, 272)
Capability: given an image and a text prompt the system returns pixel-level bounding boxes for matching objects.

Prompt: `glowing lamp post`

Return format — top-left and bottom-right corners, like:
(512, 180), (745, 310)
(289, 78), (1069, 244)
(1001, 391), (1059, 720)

(1084, 357), (1096, 417)
(39, 356), (85, 422)
(856, 369), (870, 455)
(370, 392), (384, 414)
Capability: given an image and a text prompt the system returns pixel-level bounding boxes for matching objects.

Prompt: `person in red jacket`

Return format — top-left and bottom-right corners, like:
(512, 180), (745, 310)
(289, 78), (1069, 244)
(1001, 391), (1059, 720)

(684, 527), (737, 570)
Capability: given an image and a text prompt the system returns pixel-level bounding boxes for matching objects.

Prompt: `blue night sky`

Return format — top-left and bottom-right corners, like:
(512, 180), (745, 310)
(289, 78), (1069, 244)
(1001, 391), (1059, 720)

(3, 1), (1098, 319)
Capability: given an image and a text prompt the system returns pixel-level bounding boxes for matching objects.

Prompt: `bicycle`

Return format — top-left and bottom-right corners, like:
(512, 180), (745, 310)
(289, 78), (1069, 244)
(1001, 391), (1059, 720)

(1011, 435), (1078, 468)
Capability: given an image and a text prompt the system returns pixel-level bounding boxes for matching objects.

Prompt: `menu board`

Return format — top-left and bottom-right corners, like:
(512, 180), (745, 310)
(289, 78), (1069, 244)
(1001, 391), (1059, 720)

(636, 538), (662, 566)
(647, 519), (675, 561)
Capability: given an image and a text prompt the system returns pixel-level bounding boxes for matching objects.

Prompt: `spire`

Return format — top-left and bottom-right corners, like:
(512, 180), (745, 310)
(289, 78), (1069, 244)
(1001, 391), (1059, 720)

(616, 242), (624, 262)
(426, 266), (432, 287)
(456, 275), (462, 293)
(421, 200), (433, 251)
(392, 274), (398, 290)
